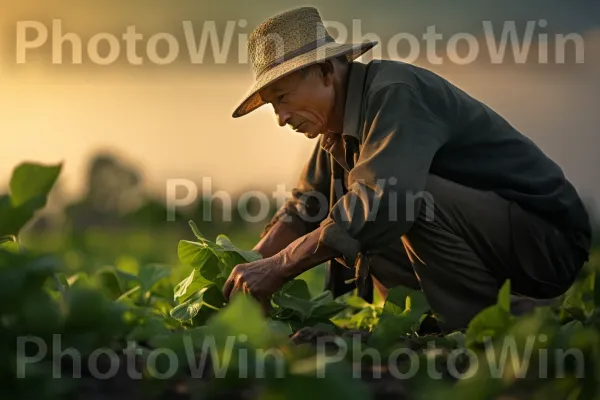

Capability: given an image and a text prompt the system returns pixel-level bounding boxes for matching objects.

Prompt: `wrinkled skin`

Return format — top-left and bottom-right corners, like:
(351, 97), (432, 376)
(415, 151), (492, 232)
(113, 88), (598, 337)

(258, 59), (350, 139)
(222, 252), (288, 312)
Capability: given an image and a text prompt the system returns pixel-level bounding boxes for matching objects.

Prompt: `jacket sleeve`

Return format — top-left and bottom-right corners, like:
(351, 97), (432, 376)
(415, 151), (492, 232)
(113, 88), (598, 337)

(260, 139), (332, 238)
(317, 83), (451, 266)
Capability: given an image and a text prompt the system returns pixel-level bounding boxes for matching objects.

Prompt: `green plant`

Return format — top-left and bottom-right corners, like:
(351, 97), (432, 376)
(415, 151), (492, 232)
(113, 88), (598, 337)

(171, 221), (349, 332)
(1, 160), (599, 400)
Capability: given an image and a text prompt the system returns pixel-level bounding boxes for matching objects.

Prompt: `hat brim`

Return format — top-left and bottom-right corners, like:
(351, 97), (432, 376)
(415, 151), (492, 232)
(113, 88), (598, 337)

(232, 41), (378, 118)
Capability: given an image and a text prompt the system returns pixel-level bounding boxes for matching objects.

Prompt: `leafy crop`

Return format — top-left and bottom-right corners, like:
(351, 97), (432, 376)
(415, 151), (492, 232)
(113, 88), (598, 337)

(1, 161), (599, 400)
(171, 221), (348, 332)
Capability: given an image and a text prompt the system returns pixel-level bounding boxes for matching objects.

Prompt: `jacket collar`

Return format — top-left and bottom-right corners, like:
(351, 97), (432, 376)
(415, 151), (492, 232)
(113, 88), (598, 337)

(320, 61), (368, 152)
(342, 60), (368, 141)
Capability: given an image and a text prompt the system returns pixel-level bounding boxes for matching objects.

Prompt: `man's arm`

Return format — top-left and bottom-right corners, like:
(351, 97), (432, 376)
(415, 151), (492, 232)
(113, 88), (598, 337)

(223, 224), (341, 303)
(278, 225), (342, 279)
(252, 218), (305, 258)
(253, 138), (332, 257)
(222, 140), (336, 303)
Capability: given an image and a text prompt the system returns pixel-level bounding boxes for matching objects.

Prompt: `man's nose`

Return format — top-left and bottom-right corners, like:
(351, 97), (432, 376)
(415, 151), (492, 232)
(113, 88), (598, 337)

(275, 106), (292, 127)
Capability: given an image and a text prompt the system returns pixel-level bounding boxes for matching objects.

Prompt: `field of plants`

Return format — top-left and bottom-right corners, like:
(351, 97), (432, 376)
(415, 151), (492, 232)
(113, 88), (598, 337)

(1, 161), (599, 400)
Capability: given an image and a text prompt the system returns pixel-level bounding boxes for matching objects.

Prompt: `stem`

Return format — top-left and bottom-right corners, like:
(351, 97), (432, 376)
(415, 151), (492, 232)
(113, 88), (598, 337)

(54, 274), (68, 300)
(117, 286), (141, 302)
(201, 302), (222, 312)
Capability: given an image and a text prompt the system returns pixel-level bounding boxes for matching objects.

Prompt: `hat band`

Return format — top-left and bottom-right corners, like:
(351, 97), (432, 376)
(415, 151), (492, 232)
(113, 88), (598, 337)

(257, 35), (336, 77)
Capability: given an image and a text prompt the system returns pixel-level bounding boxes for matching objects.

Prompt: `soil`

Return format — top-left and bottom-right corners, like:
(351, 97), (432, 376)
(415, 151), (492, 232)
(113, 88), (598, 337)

(62, 326), (446, 400)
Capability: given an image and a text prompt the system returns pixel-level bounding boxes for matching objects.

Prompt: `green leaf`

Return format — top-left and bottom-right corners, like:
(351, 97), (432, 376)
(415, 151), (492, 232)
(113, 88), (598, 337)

(273, 290), (348, 323)
(280, 279), (311, 300)
(10, 162), (62, 207)
(368, 286), (429, 351)
(63, 287), (128, 338)
(561, 272), (596, 318)
(170, 285), (224, 321)
(465, 305), (512, 348)
(206, 293), (282, 349)
(137, 263), (170, 295)
(215, 234), (262, 263)
(497, 280), (511, 312)
(125, 309), (173, 342)
(310, 290), (334, 305)
(335, 307), (379, 331)
(178, 240), (221, 282)
(384, 286), (429, 317)
(94, 267), (124, 299)
(0, 195), (34, 237)
(0, 163), (62, 236)
(0, 252), (58, 309)
(309, 291), (348, 319)
(345, 295), (372, 310)
(267, 319), (294, 336)
(273, 293), (315, 321)
(464, 280), (518, 348)
(178, 240), (214, 266)
(559, 319), (584, 335)
(173, 268), (213, 301)
(188, 220), (205, 241)
(310, 302), (348, 320)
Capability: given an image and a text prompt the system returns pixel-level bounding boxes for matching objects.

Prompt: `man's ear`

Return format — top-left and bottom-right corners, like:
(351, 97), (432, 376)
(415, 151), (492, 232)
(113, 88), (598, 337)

(319, 60), (335, 86)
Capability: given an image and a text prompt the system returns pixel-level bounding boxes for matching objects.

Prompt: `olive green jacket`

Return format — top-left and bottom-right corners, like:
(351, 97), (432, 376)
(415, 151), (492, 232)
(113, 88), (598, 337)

(262, 59), (592, 298)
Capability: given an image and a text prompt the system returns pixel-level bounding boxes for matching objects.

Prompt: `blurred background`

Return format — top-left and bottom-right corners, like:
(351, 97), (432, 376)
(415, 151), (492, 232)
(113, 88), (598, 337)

(1, 0), (599, 288)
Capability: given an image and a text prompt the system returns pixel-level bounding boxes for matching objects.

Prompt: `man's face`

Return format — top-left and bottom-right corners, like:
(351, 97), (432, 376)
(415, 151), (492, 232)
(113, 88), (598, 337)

(259, 66), (334, 139)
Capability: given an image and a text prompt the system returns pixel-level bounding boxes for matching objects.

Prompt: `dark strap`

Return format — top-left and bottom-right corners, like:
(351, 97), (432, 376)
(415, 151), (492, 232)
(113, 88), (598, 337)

(323, 147), (373, 303)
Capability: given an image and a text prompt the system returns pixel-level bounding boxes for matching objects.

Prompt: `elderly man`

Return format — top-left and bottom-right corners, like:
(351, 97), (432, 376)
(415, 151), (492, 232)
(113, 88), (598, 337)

(224, 7), (592, 331)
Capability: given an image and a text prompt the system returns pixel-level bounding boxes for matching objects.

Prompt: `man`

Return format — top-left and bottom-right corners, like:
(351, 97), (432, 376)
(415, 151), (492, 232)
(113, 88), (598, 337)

(224, 7), (592, 331)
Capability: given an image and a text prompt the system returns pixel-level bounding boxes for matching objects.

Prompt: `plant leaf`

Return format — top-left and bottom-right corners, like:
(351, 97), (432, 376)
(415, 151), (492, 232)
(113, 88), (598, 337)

(170, 284), (224, 321)
(9, 162), (62, 207)
(188, 220), (205, 241)
(280, 279), (311, 300)
(215, 234), (262, 262)
(497, 280), (511, 312)
(137, 264), (170, 296)
(178, 240), (221, 282)
(206, 293), (282, 349)
(173, 268), (213, 301)
(368, 286), (429, 351)
(0, 163), (62, 236)
(273, 293), (314, 321)
(465, 305), (512, 348)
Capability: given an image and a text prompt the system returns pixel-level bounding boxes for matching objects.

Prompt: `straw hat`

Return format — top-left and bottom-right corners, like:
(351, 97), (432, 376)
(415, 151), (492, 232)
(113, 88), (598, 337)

(232, 7), (378, 118)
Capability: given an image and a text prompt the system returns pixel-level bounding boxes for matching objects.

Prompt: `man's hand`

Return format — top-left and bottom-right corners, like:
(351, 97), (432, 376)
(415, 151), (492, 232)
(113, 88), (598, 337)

(222, 252), (288, 311)
(222, 226), (342, 311)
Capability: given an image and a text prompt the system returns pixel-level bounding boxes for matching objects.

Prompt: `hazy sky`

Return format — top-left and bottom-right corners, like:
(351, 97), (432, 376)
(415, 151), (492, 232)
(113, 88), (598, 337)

(1, 0), (599, 218)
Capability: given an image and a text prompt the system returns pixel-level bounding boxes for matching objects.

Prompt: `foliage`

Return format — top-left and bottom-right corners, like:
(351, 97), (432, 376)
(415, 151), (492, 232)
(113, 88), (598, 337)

(1, 161), (599, 399)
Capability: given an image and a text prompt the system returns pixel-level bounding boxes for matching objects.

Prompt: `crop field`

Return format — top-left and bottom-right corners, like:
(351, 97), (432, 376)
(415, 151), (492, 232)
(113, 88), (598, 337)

(2, 162), (599, 400)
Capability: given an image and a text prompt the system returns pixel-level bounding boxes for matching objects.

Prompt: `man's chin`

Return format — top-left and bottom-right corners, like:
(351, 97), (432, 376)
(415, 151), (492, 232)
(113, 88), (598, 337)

(304, 131), (320, 139)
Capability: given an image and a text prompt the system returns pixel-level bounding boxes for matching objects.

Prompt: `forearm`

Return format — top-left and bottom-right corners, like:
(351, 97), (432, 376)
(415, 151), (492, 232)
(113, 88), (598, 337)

(279, 226), (342, 280)
(253, 218), (306, 258)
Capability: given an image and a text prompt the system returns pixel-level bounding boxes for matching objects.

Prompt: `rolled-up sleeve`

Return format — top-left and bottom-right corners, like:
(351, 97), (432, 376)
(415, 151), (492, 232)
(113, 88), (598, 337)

(260, 140), (332, 238)
(318, 83), (450, 266)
